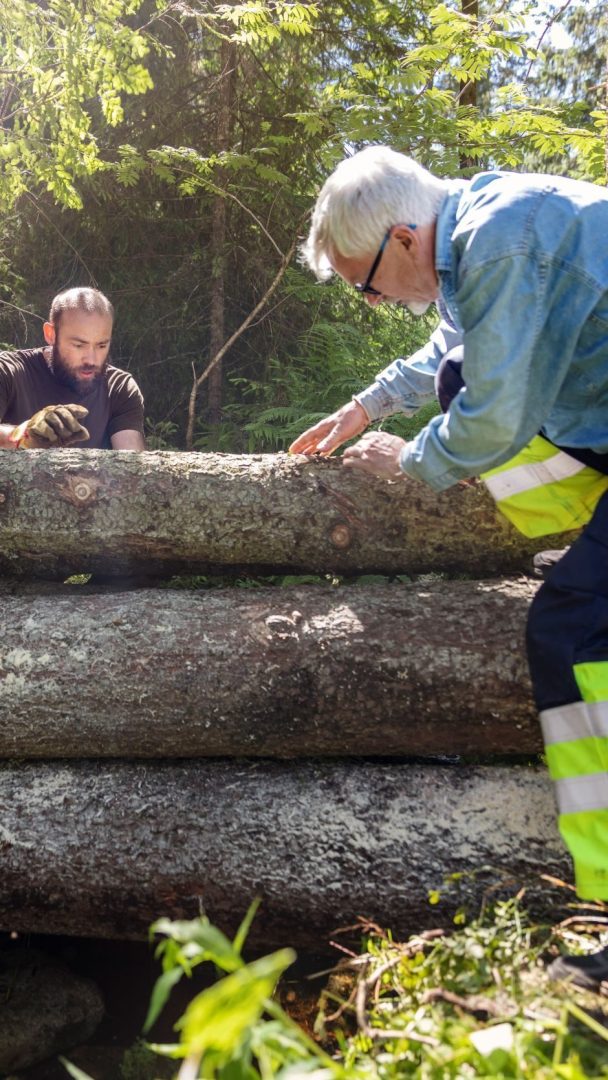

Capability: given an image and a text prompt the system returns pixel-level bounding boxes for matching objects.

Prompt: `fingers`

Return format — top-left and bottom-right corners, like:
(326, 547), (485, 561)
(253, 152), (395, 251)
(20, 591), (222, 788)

(27, 405), (90, 447)
(62, 424), (91, 446)
(45, 405), (89, 439)
(288, 420), (335, 456)
(289, 402), (369, 457)
(341, 432), (407, 481)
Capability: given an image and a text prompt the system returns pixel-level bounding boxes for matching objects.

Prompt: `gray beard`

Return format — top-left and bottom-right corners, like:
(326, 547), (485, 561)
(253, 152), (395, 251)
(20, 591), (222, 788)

(405, 300), (431, 316)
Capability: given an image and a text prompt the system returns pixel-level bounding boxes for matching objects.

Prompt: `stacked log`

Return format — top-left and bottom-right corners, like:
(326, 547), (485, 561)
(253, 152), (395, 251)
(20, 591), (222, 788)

(0, 449), (574, 578)
(0, 451), (571, 945)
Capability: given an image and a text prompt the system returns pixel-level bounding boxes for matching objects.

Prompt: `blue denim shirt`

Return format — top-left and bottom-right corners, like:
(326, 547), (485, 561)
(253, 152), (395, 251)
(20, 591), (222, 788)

(356, 172), (608, 491)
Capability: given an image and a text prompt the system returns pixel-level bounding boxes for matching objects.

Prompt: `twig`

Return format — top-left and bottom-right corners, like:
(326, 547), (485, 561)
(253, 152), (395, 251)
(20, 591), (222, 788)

(523, 0), (575, 82)
(354, 941), (447, 1049)
(185, 216), (305, 448)
(324, 981), (359, 1023)
(23, 193), (96, 284)
(421, 986), (502, 1018)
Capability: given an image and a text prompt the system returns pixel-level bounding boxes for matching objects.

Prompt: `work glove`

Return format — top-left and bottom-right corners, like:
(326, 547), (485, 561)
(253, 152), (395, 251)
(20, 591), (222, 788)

(11, 404), (90, 449)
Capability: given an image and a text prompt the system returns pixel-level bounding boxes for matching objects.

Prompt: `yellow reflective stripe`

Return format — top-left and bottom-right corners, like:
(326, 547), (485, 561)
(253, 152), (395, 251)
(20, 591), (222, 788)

(574, 661), (608, 704)
(481, 434), (608, 537)
(554, 772), (608, 815)
(483, 453), (585, 500)
(558, 807), (608, 900)
(541, 701), (608, 745)
(484, 475), (608, 537)
(483, 434), (556, 476)
(546, 737), (608, 781)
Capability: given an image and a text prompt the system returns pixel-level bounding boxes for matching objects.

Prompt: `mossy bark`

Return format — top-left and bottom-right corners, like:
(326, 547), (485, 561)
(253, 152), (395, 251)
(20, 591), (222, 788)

(0, 759), (568, 944)
(0, 577), (540, 758)
(0, 449), (574, 578)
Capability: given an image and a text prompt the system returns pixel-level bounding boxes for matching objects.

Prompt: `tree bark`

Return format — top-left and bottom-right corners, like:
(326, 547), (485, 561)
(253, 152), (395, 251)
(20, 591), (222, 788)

(0, 578), (540, 759)
(0, 450), (575, 579)
(0, 759), (569, 945)
(206, 38), (237, 436)
(459, 0), (479, 171)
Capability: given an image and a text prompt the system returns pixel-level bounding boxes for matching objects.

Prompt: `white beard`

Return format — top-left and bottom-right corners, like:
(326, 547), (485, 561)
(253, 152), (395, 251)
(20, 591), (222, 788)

(406, 300), (431, 316)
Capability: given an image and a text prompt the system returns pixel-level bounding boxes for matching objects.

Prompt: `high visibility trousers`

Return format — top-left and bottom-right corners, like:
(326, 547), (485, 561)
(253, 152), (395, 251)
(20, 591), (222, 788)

(526, 489), (608, 901)
(435, 347), (608, 899)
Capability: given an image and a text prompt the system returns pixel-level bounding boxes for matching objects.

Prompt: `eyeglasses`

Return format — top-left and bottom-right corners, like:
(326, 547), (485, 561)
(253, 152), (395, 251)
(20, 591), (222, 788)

(354, 229), (391, 296)
(353, 224), (417, 297)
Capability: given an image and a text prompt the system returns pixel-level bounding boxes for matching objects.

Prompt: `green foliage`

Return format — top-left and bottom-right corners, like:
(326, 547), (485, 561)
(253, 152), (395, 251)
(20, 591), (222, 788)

(0, 0), (605, 444)
(62, 893), (608, 1079)
(140, 902), (345, 1078)
(195, 269), (434, 453)
(0, 0), (157, 209)
(330, 895), (608, 1078)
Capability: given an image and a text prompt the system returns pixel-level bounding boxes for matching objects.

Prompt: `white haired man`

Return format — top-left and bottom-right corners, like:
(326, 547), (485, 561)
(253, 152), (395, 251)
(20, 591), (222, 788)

(0, 287), (145, 451)
(290, 145), (608, 991)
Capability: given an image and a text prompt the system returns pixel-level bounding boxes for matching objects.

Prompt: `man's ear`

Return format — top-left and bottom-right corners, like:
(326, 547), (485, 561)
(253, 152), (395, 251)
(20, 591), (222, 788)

(43, 321), (56, 346)
(392, 224), (417, 251)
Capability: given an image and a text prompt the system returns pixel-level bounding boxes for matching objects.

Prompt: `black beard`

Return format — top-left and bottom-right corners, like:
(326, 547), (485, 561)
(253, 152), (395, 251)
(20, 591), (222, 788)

(48, 344), (108, 396)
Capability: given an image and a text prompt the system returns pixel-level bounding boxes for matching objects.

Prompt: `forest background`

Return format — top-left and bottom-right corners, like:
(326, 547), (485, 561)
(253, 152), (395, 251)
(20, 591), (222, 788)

(0, 0), (605, 453)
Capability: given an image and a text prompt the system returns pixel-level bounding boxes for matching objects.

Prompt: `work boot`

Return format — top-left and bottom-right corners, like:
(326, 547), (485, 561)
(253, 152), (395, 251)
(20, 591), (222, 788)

(546, 944), (608, 992)
(532, 547), (570, 580)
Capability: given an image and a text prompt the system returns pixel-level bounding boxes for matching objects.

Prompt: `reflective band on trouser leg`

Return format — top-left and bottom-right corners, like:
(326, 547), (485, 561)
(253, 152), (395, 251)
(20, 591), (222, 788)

(481, 435), (608, 538)
(541, 697), (608, 899)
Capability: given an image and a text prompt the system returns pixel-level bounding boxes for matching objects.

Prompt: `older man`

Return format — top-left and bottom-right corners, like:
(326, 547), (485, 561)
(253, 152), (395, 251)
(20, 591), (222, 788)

(0, 287), (145, 450)
(290, 146), (608, 991)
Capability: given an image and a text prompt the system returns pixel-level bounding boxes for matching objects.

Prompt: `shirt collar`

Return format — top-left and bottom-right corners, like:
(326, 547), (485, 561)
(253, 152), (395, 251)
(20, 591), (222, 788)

(435, 179), (468, 273)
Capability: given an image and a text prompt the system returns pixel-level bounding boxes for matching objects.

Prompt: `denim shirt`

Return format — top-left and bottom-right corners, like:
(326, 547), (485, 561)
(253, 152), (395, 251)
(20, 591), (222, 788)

(357, 172), (608, 491)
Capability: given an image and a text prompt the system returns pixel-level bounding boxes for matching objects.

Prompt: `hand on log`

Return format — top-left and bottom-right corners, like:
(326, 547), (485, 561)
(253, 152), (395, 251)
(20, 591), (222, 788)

(342, 431), (408, 481)
(11, 405), (90, 449)
(288, 399), (369, 456)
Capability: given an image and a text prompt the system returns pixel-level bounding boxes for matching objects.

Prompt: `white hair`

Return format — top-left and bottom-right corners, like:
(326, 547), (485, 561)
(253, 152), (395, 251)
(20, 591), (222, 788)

(303, 146), (448, 279)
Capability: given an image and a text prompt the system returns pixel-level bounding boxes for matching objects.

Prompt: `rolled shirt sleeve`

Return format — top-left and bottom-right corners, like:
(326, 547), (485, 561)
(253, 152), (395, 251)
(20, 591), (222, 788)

(355, 315), (462, 422)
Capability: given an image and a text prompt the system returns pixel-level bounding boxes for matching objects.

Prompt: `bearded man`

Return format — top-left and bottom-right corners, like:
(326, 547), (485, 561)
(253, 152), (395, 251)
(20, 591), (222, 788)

(0, 287), (145, 450)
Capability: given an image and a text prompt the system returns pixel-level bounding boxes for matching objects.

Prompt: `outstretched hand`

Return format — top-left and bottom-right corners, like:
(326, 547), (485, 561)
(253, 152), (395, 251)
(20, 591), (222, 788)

(342, 431), (408, 480)
(13, 404), (90, 449)
(288, 399), (369, 457)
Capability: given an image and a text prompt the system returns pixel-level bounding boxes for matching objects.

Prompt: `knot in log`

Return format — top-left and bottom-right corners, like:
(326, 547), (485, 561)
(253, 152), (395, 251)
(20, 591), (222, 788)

(329, 522), (351, 549)
(58, 475), (101, 508)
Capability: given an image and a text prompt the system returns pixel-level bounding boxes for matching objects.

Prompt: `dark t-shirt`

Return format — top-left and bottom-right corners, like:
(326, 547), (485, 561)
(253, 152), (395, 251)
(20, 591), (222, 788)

(0, 349), (144, 449)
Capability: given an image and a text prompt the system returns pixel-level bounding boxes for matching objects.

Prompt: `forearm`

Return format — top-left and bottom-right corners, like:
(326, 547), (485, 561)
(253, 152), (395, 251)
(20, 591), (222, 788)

(356, 319), (462, 422)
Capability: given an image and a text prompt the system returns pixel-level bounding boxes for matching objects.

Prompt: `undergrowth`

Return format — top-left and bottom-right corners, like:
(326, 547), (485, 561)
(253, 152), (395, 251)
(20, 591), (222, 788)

(62, 883), (608, 1080)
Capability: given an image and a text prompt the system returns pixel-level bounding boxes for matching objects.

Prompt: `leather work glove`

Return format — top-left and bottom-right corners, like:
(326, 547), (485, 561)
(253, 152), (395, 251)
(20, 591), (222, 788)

(10, 404), (90, 449)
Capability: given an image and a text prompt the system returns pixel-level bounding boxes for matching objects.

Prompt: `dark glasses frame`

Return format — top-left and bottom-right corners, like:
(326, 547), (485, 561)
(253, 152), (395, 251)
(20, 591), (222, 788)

(354, 228), (391, 296)
(353, 224), (417, 297)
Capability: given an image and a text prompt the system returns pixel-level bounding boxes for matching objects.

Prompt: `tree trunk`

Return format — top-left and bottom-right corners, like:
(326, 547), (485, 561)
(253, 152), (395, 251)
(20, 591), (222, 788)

(0, 578), (540, 759)
(0, 450), (575, 579)
(206, 39), (237, 436)
(0, 759), (569, 945)
(459, 0), (479, 171)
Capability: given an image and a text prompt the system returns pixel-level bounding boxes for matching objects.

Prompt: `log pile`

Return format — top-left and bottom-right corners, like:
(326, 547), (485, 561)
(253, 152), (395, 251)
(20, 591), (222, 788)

(0, 451), (572, 945)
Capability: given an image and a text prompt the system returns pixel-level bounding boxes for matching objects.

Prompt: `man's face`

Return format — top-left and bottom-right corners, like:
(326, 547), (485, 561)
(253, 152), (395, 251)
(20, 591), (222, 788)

(330, 225), (438, 315)
(43, 309), (113, 394)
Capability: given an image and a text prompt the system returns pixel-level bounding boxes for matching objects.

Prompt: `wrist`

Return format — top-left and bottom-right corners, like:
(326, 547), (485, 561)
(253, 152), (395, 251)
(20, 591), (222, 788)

(351, 395), (372, 425)
(8, 421), (29, 450)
